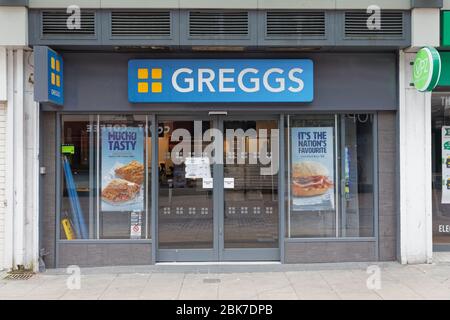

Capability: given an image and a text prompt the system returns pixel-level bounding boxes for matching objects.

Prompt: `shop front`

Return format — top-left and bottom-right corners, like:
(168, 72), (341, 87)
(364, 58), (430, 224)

(431, 50), (450, 251)
(38, 51), (398, 267)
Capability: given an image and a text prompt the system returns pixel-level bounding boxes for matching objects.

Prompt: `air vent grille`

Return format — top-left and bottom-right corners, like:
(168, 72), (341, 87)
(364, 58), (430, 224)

(344, 11), (403, 38)
(189, 11), (249, 38)
(42, 10), (95, 35)
(266, 11), (326, 38)
(111, 11), (171, 37)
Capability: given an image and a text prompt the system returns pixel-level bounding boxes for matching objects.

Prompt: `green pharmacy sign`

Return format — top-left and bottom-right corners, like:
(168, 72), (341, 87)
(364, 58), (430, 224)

(413, 47), (441, 92)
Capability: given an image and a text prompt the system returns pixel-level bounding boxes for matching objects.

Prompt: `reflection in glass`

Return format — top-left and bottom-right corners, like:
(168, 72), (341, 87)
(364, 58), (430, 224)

(60, 114), (151, 240)
(286, 114), (375, 238)
(158, 120), (214, 249)
(223, 120), (279, 248)
(61, 115), (96, 240)
(340, 114), (374, 237)
(287, 115), (337, 237)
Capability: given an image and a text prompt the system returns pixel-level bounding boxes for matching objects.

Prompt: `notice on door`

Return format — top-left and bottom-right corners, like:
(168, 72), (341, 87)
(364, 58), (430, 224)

(185, 157), (211, 179)
(291, 127), (335, 211)
(442, 126), (450, 204)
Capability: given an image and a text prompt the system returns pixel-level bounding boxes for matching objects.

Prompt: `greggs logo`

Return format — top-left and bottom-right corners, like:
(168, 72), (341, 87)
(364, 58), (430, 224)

(128, 59), (314, 103)
(137, 68), (162, 93)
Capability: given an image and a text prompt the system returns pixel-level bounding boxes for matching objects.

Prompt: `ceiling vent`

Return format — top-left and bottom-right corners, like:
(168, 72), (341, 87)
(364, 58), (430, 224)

(266, 11), (326, 39)
(111, 11), (171, 37)
(344, 10), (404, 39)
(41, 10), (95, 36)
(189, 11), (249, 38)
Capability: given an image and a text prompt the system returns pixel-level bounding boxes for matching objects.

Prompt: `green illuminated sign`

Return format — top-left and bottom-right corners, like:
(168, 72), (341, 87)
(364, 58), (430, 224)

(413, 47), (441, 92)
(61, 144), (75, 155)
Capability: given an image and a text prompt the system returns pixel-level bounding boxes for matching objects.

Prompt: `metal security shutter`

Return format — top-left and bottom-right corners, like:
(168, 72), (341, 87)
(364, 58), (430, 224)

(41, 10), (95, 36)
(344, 11), (404, 39)
(265, 11), (326, 39)
(189, 11), (249, 39)
(111, 11), (171, 38)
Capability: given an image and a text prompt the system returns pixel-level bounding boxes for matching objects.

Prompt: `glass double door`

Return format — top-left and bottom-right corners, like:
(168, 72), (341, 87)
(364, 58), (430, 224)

(157, 116), (279, 262)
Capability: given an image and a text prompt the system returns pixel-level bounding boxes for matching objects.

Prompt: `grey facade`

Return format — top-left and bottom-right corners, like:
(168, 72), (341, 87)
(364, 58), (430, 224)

(28, 9), (411, 48)
(32, 6), (402, 267)
(40, 51), (399, 267)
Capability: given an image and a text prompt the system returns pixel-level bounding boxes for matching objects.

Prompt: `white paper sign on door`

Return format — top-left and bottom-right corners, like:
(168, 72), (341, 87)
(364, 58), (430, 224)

(442, 126), (450, 204)
(185, 157), (211, 179)
(202, 177), (213, 189)
(224, 177), (235, 189)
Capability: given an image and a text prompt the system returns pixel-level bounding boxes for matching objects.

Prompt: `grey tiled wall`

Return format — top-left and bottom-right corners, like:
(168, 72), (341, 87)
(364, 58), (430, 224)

(58, 243), (152, 267)
(285, 241), (377, 263)
(41, 112), (56, 268)
(377, 111), (397, 261)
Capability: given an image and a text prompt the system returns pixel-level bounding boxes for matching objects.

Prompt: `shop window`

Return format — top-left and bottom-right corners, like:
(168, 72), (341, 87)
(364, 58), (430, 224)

(432, 94), (450, 245)
(60, 114), (151, 240)
(286, 114), (375, 238)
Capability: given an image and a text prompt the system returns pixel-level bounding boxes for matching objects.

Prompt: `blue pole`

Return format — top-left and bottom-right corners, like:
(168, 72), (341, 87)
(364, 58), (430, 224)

(63, 156), (82, 239)
(64, 156), (89, 239)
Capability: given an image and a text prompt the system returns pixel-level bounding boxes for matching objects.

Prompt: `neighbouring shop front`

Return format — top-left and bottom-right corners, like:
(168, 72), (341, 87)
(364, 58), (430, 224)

(37, 51), (398, 267)
(431, 11), (450, 251)
(431, 50), (450, 251)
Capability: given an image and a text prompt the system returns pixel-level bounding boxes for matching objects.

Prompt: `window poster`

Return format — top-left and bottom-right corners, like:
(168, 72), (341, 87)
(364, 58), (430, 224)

(101, 126), (145, 211)
(442, 126), (450, 204)
(291, 127), (335, 211)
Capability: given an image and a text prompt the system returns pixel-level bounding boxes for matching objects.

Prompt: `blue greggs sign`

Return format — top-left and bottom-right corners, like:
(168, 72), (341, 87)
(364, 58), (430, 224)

(47, 49), (64, 105)
(34, 46), (64, 106)
(128, 59), (313, 103)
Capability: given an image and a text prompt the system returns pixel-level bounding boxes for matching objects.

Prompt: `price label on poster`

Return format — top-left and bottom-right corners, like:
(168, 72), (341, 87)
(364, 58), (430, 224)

(291, 127), (335, 211)
(442, 126), (450, 204)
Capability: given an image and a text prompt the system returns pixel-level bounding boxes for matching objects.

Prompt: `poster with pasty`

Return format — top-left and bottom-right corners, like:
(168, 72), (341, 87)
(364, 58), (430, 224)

(101, 126), (145, 211)
(291, 127), (335, 211)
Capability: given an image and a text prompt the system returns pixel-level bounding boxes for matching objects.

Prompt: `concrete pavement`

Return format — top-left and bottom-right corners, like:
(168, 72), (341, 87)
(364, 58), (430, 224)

(2, 255), (450, 299)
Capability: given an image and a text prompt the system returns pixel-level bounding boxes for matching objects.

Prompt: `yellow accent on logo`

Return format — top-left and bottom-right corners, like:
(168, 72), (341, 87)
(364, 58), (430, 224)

(137, 68), (162, 94)
(56, 75), (60, 87)
(51, 72), (55, 85)
(151, 68), (162, 79)
(51, 57), (55, 70)
(56, 60), (60, 72)
(138, 82), (149, 93)
(138, 68), (148, 79)
(152, 82), (162, 93)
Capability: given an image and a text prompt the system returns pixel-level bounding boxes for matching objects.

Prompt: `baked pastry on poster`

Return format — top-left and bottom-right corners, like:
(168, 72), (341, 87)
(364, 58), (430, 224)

(291, 127), (335, 211)
(101, 126), (145, 212)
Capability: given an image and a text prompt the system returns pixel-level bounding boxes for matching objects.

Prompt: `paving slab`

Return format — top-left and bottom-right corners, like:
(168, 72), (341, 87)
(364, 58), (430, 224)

(3, 261), (450, 300)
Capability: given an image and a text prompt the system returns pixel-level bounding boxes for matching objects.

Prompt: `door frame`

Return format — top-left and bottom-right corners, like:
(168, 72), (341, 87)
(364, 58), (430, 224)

(218, 114), (281, 261)
(155, 113), (281, 262)
(156, 114), (219, 262)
